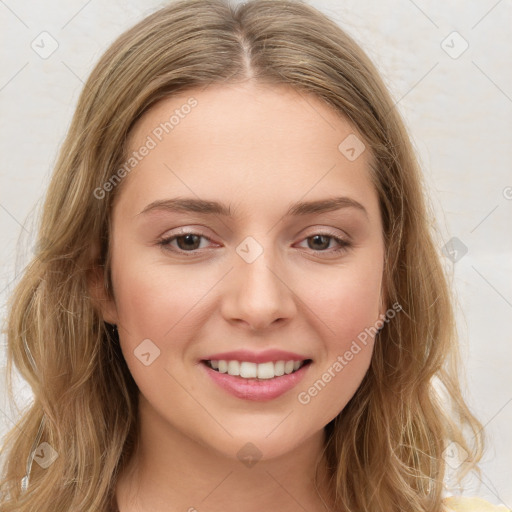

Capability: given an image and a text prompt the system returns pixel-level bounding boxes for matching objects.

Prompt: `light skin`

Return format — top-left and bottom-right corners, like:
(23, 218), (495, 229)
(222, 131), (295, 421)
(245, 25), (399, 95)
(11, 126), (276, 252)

(91, 81), (386, 512)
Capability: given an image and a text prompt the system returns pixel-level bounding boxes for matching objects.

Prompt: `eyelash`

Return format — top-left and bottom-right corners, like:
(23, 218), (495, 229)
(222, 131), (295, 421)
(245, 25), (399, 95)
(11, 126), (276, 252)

(157, 230), (352, 257)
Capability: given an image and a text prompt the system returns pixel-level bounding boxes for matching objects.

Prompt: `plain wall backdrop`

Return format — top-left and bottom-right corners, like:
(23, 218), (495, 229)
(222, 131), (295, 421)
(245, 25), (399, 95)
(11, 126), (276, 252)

(1, 0), (511, 505)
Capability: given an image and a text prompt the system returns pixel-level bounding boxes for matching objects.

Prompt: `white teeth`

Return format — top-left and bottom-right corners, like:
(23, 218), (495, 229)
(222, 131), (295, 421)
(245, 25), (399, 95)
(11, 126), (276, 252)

(207, 359), (307, 379)
(274, 360), (285, 376)
(227, 360), (240, 376)
(257, 362), (274, 380)
(240, 362), (257, 378)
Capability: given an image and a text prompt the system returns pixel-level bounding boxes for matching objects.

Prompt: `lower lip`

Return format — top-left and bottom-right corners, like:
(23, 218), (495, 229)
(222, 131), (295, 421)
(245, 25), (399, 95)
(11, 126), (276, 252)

(200, 361), (311, 401)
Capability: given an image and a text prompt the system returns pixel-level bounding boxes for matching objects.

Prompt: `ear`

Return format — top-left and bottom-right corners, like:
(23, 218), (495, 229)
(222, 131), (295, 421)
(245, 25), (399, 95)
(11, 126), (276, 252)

(377, 270), (388, 320)
(378, 291), (387, 318)
(87, 263), (119, 325)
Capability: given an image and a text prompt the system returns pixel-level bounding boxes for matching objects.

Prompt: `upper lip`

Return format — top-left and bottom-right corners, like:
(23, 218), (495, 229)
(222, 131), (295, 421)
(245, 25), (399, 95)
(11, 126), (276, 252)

(201, 349), (311, 364)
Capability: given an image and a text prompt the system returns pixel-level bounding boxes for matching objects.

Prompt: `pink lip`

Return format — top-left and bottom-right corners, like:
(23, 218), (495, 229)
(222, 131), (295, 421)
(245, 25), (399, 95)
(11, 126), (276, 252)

(201, 349), (310, 364)
(200, 360), (312, 401)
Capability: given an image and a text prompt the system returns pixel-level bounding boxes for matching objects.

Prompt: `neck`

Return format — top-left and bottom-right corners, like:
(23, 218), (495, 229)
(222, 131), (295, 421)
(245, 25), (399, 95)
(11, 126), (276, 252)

(115, 395), (335, 512)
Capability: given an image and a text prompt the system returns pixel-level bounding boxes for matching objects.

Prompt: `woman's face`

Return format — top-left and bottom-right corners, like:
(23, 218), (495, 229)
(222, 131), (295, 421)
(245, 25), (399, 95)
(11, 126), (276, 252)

(98, 82), (386, 461)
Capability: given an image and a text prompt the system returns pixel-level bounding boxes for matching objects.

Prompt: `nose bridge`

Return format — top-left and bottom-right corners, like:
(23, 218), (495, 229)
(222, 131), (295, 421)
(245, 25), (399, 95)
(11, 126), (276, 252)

(222, 235), (296, 329)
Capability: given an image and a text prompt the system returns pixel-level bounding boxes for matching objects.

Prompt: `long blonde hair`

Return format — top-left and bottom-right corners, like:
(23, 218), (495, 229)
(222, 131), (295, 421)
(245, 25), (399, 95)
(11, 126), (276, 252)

(0, 0), (484, 510)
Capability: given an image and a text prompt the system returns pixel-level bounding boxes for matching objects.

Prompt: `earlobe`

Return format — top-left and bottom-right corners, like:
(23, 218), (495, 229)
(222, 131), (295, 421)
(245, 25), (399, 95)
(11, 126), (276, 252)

(378, 271), (388, 319)
(379, 295), (387, 319)
(87, 265), (119, 325)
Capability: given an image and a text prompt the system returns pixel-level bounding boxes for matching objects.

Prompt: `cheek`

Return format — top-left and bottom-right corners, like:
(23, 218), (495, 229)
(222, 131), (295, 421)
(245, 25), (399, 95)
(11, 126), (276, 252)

(111, 248), (201, 330)
(308, 258), (383, 344)
(293, 259), (382, 420)
(110, 249), (226, 387)
(318, 280), (378, 376)
(110, 257), (200, 397)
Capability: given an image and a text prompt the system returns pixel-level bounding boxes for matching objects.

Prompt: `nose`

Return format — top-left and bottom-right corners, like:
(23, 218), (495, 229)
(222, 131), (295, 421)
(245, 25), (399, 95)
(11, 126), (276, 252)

(220, 245), (297, 332)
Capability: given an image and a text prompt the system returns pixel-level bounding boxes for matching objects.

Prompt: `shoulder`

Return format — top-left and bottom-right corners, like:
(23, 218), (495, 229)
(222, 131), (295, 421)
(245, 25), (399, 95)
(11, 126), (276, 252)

(443, 496), (511, 511)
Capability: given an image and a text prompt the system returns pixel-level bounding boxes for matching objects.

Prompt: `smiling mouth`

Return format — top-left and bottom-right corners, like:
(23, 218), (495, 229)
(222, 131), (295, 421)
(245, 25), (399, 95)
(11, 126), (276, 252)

(202, 359), (312, 380)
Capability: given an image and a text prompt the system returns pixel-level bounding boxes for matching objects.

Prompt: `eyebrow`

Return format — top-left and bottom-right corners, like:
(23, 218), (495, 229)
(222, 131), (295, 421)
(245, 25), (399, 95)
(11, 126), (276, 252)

(138, 196), (368, 219)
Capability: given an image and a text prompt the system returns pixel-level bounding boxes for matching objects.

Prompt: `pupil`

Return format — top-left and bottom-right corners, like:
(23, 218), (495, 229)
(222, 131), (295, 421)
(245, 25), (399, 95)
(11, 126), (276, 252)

(310, 235), (329, 250)
(178, 234), (200, 250)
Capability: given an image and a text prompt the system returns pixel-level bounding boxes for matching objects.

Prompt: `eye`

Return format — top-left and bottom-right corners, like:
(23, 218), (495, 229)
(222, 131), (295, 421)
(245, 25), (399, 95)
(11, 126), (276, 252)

(158, 231), (213, 253)
(295, 232), (352, 255)
(157, 230), (352, 256)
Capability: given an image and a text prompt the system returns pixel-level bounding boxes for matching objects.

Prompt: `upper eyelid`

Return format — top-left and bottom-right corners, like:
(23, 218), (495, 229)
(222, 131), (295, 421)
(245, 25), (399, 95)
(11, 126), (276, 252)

(160, 226), (350, 241)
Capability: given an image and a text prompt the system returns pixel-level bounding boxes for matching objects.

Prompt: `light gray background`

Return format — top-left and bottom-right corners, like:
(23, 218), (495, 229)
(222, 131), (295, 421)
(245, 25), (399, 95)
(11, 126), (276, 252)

(1, 0), (511, 505)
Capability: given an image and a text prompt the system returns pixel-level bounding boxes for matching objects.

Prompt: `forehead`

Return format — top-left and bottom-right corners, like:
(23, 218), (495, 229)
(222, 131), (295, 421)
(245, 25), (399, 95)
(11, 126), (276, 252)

(117, 82), (377, 220)
(129, 82), (365, 155)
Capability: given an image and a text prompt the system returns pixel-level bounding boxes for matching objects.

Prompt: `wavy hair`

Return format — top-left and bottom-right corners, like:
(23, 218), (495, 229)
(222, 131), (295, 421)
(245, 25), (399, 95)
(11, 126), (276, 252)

(0, 0), (484, 510)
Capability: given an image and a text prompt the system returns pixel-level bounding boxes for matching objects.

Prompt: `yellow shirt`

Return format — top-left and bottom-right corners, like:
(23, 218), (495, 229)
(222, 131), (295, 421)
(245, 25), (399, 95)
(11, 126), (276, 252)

(444, 496), (511, 511)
